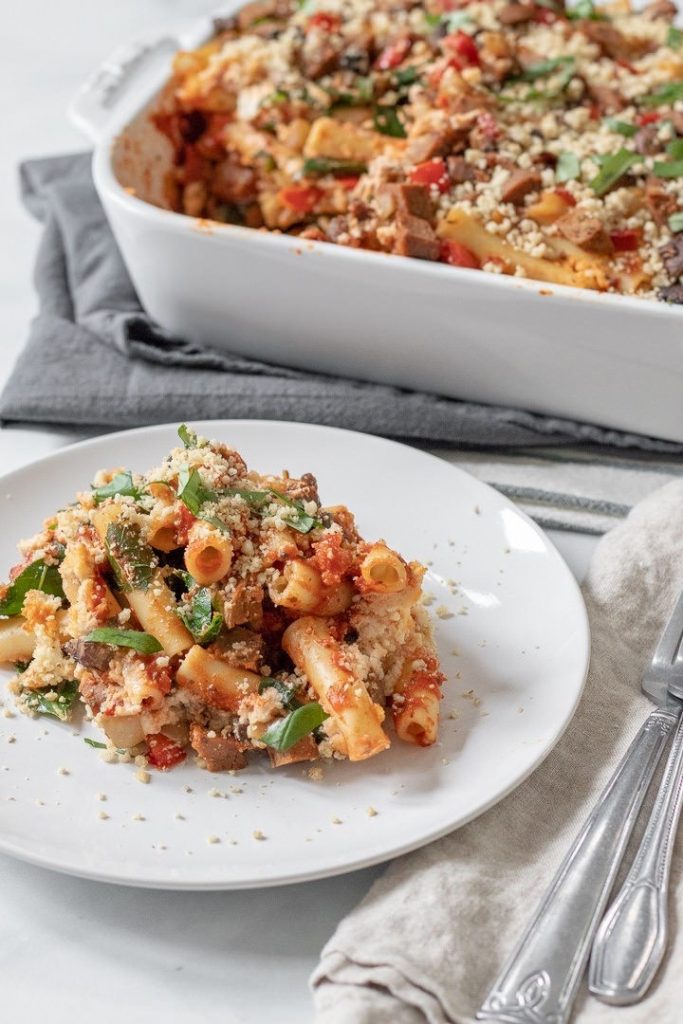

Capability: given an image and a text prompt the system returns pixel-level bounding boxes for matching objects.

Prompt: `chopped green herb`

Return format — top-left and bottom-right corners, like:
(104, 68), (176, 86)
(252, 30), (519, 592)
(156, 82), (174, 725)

(0, 558), (66, 618)
(84, 738), (107, 749)
(83, 627), (163, 654)
(668, 211), (683, 232)
(14, 660), (31, 674)
(501, 57), (575, 103)
(667, 25), (683, 50)
(224, 487), (322, 534)
(443, 10), (475, 30)
(178, 588), (223, 644)
(255, 150), (277, 172)
(258, 677), (301, 711)
(178, 424), (199, 449)
(589, 148), (638, 196)
(105, 522), (158, 592)
(302, 157), (368, 177)
(373, 106), (407, 138)
(91, 470), (142, 505)
(604, 117), (637, 137)
(641, 82), (683, 108)
(177, 467), (217, 516)
(556, 151), (580, 183)
(517, 57), (574, 83)
(654, 159), (683, 178)
(667, 138), (683, 159)
(23, 680), (79, 721)
(260, 702), (328, 751)
(394, 65), (421, 87)
(423, 11), (442, 29)
(567, 0), (605, 20)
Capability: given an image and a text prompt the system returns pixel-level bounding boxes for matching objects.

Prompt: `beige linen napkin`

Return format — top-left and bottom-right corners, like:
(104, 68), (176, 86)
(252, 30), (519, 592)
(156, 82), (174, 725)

(312, 480), (683, 1024)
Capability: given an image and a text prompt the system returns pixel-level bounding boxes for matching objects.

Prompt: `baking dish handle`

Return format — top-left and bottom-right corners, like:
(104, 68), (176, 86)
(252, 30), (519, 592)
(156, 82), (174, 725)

(68, 36), (180, 144)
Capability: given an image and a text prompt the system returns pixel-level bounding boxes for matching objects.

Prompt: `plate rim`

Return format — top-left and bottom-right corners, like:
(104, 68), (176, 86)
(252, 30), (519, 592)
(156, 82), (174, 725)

(0, 419), (591, 889)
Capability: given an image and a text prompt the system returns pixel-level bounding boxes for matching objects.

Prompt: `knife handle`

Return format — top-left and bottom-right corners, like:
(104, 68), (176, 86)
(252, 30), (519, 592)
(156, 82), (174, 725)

(589, 710), (683, 1004)
(477, 709), (676, 1024)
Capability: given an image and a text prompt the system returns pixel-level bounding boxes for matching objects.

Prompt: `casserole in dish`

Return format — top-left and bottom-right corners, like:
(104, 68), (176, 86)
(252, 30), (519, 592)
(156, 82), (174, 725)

(71, 1), (683, 442)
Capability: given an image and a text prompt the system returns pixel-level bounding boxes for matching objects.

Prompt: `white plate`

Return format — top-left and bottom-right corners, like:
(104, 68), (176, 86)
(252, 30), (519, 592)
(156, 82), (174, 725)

(0, 421), (589, 889)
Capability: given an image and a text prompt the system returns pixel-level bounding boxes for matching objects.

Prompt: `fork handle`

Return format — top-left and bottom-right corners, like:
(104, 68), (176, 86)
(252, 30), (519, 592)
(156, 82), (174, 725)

(589, 710), (683, 1004)
(477, 709), (676, 1024)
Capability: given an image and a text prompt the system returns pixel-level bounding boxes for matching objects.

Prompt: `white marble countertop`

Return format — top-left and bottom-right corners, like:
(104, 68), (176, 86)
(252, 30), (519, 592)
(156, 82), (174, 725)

(0, 4), (596, 1021)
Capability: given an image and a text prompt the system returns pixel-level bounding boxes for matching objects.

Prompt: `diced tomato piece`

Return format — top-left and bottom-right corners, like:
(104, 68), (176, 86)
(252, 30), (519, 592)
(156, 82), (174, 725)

(409, 158), (450, 192)
(279, 185), (324, 213)
(147, 733), (187, 771)
(440, 240), (481, 269)
(182, 147), (205, 183)
(307, 11), (341, 32)
(337, 175), (361, 189)
(442, 31), (480, 67)
(610, 228), (641, 252)
(175, 504), (197, 546)
(588, 102), (601, 121)
(531, 7), (557, 23)
(375, 37), (412, 71)
(554, 187), (577, 207)
(636, 111), (661, 126)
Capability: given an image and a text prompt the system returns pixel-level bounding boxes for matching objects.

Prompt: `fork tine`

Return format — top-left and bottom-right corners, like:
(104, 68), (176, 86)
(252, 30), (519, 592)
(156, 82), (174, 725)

(652, 590), (683, 668)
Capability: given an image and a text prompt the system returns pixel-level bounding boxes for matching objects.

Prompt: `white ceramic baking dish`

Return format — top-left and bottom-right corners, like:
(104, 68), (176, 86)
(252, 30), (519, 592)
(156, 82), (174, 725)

(70, 4), (683, 443)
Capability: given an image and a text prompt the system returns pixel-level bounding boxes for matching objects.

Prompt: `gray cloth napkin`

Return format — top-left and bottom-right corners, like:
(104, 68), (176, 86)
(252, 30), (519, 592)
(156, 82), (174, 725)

(312, 479), (683, 1024)
(3, 152), (683, 453)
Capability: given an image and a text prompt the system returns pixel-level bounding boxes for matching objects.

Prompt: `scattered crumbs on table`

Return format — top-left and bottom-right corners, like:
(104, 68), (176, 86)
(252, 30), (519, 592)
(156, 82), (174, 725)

(479, 640), (488, 648)
(132, 813), (145, 822)
(461, 689), (482, 707)
(6, 735), (16, 744)
(207, 835), (220, 845)
(97, 811), (109, 821)
(504, 547), (511, 554)
(208, 787), (225, 798)
(184, 785), (193, 794)
(136, 769), (151, 784)
(229, 785), (243, 794)
(421, 592), (435, 607)
(253, 829), (266, 841)
(450, 646), (460, 657)
(366, 806), (378, 817)
(99, 749), (117, 764)
(174, 812), (185, 821)
(228, 838), (238, 846)
(480, 710), (490, 717)
(307, 765), (324, 782)
(458, 605), (469, 617)
(426, 559), (434, 566)
(331, 816), (343, 825)
(134, 754), (148, 768)
(6, 796), (15, 802)
(436, 605), (453, 620)
(521, 649), (526, 655)
(3, 708), (15, 719)
(448, 539), (455, 547)
(96, 792), (107, 802)
(57, 767), (70, 776)
(35, 799), (44, 807)
(154, 843), (167, 851)
(474, 505), (481, 515)
(305, 837), (313, 842)
(441, 758), (450, 766)
(454, 671), (462, 680)
(517, 706), (525, 714)
(447, 709), (459, 721)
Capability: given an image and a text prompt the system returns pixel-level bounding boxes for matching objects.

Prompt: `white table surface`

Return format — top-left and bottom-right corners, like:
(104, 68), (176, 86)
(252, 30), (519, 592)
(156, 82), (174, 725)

(0, 3), (596, 1021)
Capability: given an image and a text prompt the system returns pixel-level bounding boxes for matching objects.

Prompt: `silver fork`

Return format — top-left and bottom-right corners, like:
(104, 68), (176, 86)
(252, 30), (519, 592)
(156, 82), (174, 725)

(589, 591), (683, 1004)
(477, 591), (683, 1024)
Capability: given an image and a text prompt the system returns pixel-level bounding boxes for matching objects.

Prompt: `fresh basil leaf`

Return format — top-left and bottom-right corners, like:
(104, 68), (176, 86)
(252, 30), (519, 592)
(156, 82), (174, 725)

(223, 487), (322, 534)
(394, 65), (420, 87)
(199, 512), (231, 534)
(556, 151), (580, 183)
(641, 82), (683, 108)
(83, 627), (163, 654)
(668, 211), (683, 232)
(667, 25), (683, 50)
(177, 468), (217, 515)
(589, 149), (638, 196)
(303, 157), (368, 177)
(517, 57), (574, 83)
(0, 558), (66, 617)
(260, 702), (328, 751)
(178, 424), (198, 449)
(654, 158), (683, 178)
(667, 138), (683, 159)
(178, 588), (223, 644)
(92, 470), (142, 505)
(258, 677), (301, 711)
(23, 680), (79, 721)
(105, 522), (157, 592)
(567, 0), (605, 20)
(603, 117), (637, 138)
(373, 105), (407, 138)
(84, 737), (107, 748)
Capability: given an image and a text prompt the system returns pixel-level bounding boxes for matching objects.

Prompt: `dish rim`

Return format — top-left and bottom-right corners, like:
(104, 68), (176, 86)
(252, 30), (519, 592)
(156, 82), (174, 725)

(0, 419), (591, 889)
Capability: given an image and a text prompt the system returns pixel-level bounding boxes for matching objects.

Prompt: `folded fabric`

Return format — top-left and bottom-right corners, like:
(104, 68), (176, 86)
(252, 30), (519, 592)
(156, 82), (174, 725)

(312, 480), (683, 1024)
(3, 153), (683, 455)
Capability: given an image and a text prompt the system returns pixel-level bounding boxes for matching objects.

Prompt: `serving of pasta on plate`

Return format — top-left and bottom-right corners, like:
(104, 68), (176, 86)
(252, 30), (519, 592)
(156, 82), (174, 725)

(0, 425), (443, 774)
